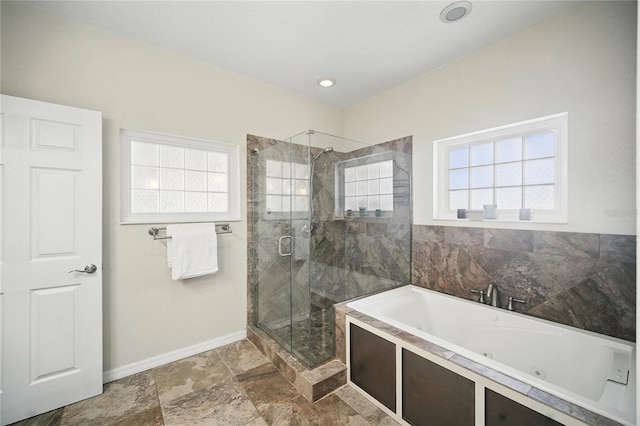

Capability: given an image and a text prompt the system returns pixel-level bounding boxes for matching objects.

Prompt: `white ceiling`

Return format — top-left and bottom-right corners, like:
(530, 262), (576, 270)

(27, 1), (583, 107)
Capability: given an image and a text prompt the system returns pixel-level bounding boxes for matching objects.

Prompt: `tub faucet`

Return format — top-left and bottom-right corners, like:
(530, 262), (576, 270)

(470, 289), (486, 304)
(486, 283), (500, 307)
(505, 296), (526, 311)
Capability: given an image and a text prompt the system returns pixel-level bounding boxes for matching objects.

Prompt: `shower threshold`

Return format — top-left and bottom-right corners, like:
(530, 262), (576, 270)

(247, 325), (346, 402)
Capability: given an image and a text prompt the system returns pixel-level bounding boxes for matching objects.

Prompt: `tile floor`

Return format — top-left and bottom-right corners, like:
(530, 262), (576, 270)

(11, 339), (399, 426)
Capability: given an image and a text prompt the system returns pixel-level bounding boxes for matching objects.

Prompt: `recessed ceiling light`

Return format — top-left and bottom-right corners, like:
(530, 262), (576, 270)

(440, 1), (472, 23)
(317, 78), (336, 88)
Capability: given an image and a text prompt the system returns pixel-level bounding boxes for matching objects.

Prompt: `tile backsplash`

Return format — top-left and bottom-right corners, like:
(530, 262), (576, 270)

(411, 225), (636, 342)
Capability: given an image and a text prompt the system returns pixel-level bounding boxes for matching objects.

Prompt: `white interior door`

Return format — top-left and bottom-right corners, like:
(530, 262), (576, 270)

(0, 95), (103, 425)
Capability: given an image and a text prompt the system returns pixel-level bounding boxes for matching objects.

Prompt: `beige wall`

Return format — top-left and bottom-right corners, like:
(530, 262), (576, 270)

(0, 2), (343, 371)
(344, 1), (637, 236)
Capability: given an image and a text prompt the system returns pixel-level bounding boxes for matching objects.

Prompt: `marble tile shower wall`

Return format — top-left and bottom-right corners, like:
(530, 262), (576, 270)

(247, 134), (413, 327)
(310, 137), (412, 305)
(411, 225), (636, 342)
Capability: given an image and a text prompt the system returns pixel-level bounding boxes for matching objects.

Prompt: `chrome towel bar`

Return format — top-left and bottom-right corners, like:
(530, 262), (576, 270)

(148, 224), (232, 240)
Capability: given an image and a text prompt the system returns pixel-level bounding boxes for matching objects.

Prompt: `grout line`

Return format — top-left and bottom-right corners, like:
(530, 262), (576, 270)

(149, 371), (165, 426)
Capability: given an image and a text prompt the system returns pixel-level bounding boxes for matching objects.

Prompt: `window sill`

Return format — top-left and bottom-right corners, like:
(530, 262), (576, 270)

(433, 215), (568, 225)
(334, 213), (395, 221)
(121, 212), (241, 225)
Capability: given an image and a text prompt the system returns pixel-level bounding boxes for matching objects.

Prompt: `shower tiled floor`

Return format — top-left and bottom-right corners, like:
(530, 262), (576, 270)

(11, 339), (398, 426)
(268, 309), (335, 367)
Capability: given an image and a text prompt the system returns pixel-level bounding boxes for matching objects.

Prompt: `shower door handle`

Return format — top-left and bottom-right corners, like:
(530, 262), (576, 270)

(278, 236), (292, 257)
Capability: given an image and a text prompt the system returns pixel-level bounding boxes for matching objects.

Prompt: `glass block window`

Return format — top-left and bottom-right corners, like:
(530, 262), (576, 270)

(265, 160), (309, 213)
(120, 129), (240, 224)
(434, 113), (567, 223)
(344, 160), (394, 212)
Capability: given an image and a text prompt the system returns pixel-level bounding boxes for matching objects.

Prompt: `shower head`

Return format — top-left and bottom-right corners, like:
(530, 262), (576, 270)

(312, 147), (334, 162)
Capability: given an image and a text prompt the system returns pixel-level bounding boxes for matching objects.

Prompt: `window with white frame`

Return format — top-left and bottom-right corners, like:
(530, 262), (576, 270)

(265, 159), (309, 213)
(434, 113), (568, 223)
(344, 159), (394, 212)
(120, 129), (240, 224)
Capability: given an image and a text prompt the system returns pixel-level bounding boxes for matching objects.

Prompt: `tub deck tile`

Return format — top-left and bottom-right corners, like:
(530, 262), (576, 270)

(350, 312), (404, 336)
(394, 330), (455, 360)
(449, 354), (533, 395)
(526, 387), (623, 426)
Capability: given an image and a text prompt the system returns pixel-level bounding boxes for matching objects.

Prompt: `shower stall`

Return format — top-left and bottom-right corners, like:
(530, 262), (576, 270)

(248, 131), (412, 368)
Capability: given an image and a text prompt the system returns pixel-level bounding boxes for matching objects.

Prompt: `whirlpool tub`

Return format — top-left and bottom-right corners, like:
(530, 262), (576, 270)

(345, 285), (636, 425)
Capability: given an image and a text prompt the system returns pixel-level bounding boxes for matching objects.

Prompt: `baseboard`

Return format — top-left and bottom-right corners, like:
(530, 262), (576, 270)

(102, 329), (247, 383)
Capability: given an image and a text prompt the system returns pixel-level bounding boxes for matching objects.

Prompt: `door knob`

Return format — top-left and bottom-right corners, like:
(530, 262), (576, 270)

(69, 264), (98, 274)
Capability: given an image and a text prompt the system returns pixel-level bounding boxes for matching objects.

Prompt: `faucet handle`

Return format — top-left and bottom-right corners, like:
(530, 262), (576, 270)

(470, 289), (486, 304)
(505, 296), (526, 311)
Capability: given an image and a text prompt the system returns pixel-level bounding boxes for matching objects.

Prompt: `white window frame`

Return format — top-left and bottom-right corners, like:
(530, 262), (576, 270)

(433, 112), (568, 223)
(120, 128), (241, 224)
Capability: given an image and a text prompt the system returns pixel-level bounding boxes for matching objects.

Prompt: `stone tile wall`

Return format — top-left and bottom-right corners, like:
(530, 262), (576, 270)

(247, 134), (413, 366)
(412, 225), (636, 342)
(248, 134), (413, 323)
(310, 136), (412, 304)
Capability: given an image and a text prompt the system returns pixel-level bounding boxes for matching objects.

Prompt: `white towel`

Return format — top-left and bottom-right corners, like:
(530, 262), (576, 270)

(166, 223), (218, 280)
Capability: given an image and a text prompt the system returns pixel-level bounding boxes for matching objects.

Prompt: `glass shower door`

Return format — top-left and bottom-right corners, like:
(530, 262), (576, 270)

(253, 137), (313, 363)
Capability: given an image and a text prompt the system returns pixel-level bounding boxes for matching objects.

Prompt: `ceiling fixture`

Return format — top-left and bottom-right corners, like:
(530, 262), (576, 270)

(317, 78), (336, 88)
(440, 1), (472, 23)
